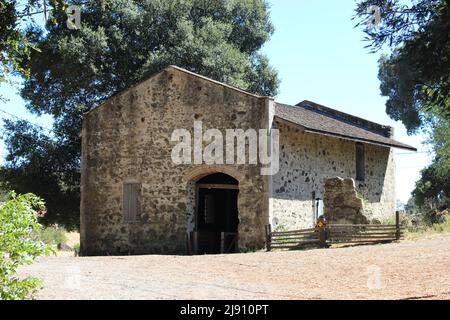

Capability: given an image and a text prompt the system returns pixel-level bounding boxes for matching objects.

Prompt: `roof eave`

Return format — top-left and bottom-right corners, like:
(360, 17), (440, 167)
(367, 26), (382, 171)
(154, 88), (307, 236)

(273, 115), (417, 152)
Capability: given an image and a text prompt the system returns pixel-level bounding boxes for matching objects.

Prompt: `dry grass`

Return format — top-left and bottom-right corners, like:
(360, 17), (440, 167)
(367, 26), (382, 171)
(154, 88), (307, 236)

(65, 232), (80, 247)
(404, 218), (450, 241)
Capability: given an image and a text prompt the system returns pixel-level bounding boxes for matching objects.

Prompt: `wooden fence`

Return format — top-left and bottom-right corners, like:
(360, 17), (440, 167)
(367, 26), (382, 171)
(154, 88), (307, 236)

(266, 212), (403, 251)
(327, 223), (403, 245)
(265, 225), (320, 251)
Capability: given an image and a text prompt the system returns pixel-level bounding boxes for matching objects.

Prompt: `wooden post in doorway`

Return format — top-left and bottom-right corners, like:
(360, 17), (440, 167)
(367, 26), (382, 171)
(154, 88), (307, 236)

(193, 231), (199, 255)
(186, 232), (192, 255)
(220, 232), (225, 254)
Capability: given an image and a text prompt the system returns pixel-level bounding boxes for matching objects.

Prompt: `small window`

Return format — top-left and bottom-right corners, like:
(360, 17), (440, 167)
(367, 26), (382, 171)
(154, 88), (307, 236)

(356, 143), (365, 181)
(123, 182), (141, 222)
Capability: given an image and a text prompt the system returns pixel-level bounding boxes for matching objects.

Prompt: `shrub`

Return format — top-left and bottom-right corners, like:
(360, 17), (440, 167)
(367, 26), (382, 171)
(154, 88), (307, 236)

(381, 216), (396, 225)
(73, 243), (80, 257)
(423, 208), (449, 225)
(431, 215), (450, 232)
(0, 192), (52, 300)
(37, 226), (67, 246)
(405, 215), (450, 239)
(274, 224), (288, 232)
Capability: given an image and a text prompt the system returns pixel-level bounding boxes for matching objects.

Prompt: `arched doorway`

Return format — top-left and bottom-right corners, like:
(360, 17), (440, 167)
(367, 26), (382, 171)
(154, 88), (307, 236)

(189, 173), (239, 254)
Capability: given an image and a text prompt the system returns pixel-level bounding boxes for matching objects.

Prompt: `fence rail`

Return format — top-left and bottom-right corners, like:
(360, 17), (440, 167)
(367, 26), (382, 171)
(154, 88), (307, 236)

(265, 212), (403, 251)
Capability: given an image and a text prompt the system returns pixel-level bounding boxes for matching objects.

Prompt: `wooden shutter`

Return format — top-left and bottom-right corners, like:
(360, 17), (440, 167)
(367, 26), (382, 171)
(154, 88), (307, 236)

(123, 182), (141, 222)
(356, 143), (365, 181)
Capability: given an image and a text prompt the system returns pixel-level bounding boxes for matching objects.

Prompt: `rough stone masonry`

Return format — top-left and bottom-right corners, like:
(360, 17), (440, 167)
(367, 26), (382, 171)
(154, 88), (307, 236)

(324, 177), (369, 224)
(80, 65), (416, 256)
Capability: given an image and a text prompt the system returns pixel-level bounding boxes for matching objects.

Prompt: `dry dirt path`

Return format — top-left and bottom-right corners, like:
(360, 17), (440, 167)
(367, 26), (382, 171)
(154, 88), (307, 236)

(19, 234), (450, 300)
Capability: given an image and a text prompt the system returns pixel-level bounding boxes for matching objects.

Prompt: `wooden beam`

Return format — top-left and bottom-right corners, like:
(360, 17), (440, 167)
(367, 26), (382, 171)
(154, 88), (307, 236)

(197, 183), (239, 190)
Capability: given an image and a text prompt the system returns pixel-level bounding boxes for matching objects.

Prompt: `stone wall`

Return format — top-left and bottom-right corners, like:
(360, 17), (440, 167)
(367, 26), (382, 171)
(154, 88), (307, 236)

(323, 177), (368, 224)
(80, 66), (397, 255)
(80, 67), (271, 255)
(270, 121), (396, 230)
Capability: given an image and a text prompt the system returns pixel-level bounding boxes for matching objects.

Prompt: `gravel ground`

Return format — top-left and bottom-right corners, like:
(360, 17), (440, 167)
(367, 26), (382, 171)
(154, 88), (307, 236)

(19, 234), (450, 300)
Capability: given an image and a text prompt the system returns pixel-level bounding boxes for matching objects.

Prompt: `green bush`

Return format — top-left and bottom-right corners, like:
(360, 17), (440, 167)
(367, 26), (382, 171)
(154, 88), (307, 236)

(274, 224), (288, 232)
(73, 243), (80, 256)
(406, 215), (450, 239)
(423, 208), (449, 225)
(0, 192), (53, 300)
(37, 226), (67, 246)
(431, 215), (450, 232)
(381, 216), (396, 225)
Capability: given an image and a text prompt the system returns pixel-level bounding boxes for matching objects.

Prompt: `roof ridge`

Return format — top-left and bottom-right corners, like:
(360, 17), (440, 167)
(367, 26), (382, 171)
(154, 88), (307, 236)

(274, 103), (416, 151)
(294, 100), (393, 138)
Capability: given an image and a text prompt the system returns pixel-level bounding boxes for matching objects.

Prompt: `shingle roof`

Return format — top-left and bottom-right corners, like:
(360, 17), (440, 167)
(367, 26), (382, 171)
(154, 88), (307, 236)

(275, 100), (417, 151)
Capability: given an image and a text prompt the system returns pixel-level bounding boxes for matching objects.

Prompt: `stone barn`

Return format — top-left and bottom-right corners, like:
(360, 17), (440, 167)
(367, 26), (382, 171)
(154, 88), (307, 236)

(80, 65), (415, 256)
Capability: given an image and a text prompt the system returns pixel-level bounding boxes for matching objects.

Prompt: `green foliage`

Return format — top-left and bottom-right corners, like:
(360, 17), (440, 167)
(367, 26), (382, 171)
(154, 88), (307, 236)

(274, 224), (288, 233)
(1, 0), (279, 229)
(405, 215), (450, 239)
(381, 216), (395, 225)
(355, 0), (449, 132)
(0, 120), (80, 229)
(411, 118), (450, 209)
(355, 0), (450, 218)
(73, 243), (80, 256)
(406, 117), (450, 214)
(0, 192), (52, 300)
(0, 1), (67, 99)
(356, 192), (369, 207)
(36, 226), (67, 246)
(422, 207), (450, 225)
(273, 224), (291, 244)
(431, 215), (450, 232)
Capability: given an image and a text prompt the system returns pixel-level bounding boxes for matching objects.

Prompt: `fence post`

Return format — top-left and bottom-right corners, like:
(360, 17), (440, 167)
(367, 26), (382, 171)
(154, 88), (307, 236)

(395, 211), (400, 240)
(319, 228), (327, 248)
(265, 224), (272, 251)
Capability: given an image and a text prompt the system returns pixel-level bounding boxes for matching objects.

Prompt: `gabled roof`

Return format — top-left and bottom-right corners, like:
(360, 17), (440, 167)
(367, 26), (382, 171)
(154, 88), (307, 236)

(275, 101), (416, 151)
(85, 65), (268, 116)
(86, 65), (416, 151)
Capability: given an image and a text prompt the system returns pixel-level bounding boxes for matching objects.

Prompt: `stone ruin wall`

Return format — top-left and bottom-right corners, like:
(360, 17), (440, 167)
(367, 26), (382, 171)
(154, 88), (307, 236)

(324, 177), (368, 224)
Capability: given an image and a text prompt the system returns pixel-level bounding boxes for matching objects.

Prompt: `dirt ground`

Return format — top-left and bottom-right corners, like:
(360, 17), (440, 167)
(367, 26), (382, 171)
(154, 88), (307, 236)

(19, 234), (450, 300)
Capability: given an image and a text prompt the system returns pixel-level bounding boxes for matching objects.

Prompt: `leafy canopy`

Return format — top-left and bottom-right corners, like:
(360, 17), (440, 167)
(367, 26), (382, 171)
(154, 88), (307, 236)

(412, 116), (450, 207)
(355, 0), (449, 132)
(0, 0), (66, 98)
(355, 0), (450, 209)
(1, 0), (279, 228)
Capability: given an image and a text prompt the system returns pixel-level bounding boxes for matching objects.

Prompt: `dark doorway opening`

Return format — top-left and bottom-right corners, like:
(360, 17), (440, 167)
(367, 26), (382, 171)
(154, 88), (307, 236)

(190, 173), (239, 254)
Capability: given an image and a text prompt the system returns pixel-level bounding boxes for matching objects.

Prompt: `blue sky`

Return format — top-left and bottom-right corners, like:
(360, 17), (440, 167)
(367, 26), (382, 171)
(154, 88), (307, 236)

(0, 0), (432, 203)
(261, 0), (432, 204)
